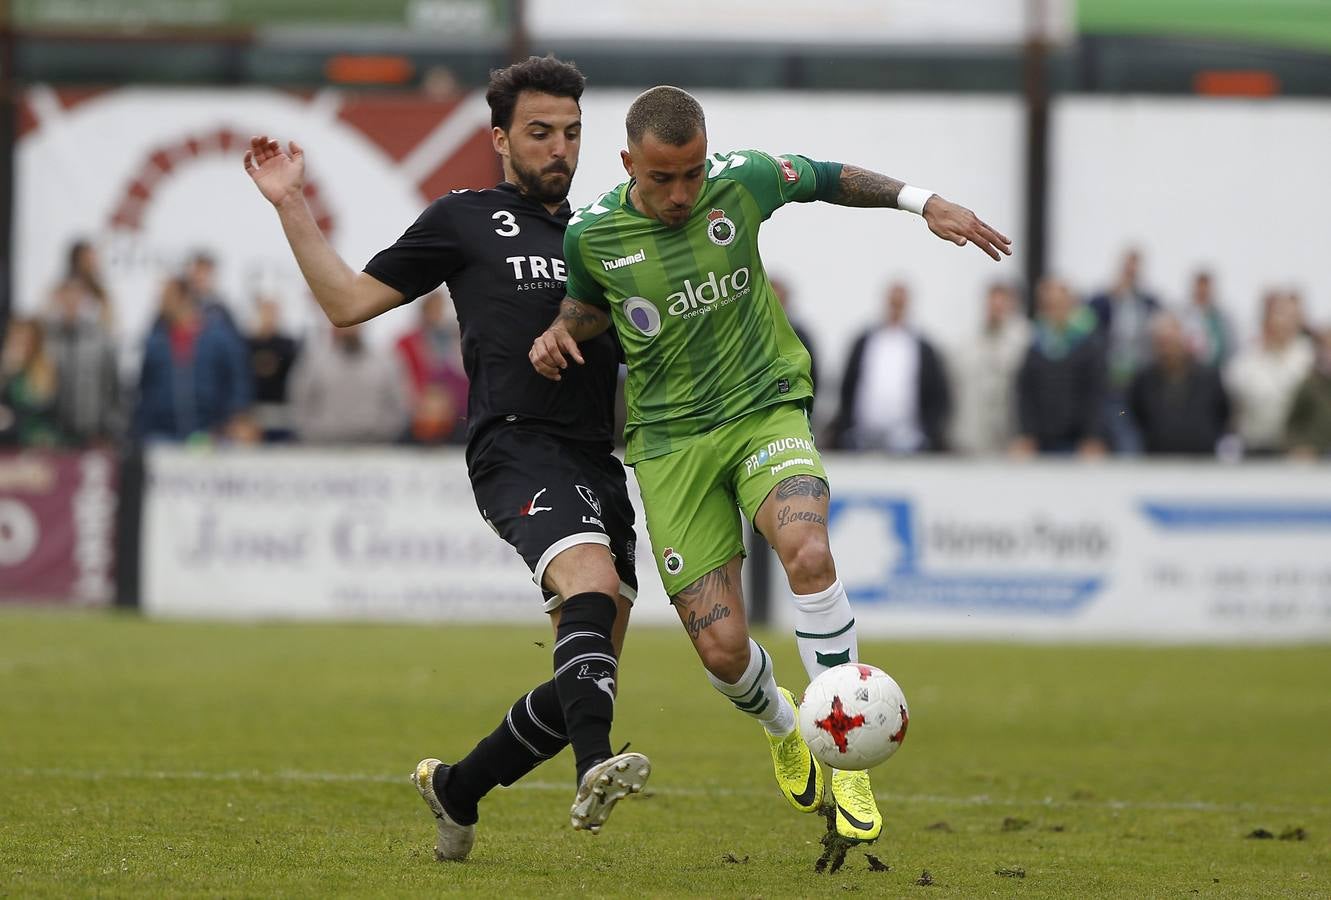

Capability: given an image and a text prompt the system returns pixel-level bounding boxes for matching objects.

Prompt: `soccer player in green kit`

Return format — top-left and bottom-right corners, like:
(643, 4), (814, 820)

(530, 86), (1010, 843)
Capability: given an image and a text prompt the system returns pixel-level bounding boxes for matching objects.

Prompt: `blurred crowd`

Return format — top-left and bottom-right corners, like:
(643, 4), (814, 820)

(0, 241), (469, 450)
(2, 242), (1329, 461)
(792, 247), (1330, 461)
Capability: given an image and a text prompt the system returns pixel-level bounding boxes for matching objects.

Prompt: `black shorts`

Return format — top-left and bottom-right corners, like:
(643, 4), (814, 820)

(468, 424), (638, 611)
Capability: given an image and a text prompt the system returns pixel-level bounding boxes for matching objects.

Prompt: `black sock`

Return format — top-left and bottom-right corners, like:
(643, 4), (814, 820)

(435, 679), (568, 825)
(552, 591), (619, 784)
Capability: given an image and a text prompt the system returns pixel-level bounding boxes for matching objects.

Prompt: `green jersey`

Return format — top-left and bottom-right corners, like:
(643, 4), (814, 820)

(565, 150), (831, 464)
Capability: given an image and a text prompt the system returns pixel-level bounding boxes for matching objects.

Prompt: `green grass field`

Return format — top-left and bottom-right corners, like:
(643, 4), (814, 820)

(2, 610), (1329, 898)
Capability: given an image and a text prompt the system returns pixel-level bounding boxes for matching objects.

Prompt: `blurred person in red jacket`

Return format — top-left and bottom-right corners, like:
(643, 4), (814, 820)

(134, 276), (254, 444)
(395, 290), (468, 444)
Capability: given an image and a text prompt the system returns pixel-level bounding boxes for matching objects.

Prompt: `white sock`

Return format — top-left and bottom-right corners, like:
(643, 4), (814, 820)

(707, 638), (796, 737)
(792, 579), (859, 679)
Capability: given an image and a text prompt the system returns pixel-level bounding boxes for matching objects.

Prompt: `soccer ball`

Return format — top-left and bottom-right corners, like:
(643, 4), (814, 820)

(798, 663), (909, 771)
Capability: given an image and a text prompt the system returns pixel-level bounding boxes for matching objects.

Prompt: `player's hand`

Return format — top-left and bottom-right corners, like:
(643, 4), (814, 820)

(921, 196), (1012, 261)
(243, 135), (306, 207)
(530, 324), (584, 381)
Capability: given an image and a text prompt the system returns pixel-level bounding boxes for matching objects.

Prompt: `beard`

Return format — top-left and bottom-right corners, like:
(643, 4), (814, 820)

(512, 157), (573, 205)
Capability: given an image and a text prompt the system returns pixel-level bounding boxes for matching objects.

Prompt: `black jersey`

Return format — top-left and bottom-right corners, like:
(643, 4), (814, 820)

(364, 182), (620, 449)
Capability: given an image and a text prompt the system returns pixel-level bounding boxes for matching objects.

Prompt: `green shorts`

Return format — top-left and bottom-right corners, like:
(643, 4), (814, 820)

(632, 401), (828, 597)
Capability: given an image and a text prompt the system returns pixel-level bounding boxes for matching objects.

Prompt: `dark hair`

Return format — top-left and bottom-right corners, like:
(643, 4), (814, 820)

(65, 238), (109, 302)
(486, 55), (585, 130)
(625, 86), (705, 146)
(66, 239), (91, 276)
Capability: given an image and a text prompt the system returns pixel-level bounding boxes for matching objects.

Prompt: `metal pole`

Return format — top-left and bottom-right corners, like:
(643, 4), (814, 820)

(1022, 0), (1051, 310)
(507, 0), (529, 64)
(0, 0), (15, 344)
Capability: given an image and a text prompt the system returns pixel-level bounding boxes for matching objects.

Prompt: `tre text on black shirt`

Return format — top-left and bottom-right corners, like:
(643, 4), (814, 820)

(364, 181), (620, 450)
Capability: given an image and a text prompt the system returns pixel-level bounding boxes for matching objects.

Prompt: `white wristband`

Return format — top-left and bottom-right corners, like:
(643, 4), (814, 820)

(898, 185), (935, 216)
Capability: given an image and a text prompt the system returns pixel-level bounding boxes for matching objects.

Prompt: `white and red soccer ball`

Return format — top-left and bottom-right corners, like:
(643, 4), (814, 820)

(798, 663), (909, 770)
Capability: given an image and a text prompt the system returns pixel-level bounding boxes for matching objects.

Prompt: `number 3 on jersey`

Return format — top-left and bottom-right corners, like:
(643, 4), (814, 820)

(493, 210), (520, 237)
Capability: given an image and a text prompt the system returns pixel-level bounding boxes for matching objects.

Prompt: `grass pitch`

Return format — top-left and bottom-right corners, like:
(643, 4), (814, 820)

(2, 610), (1329, 898)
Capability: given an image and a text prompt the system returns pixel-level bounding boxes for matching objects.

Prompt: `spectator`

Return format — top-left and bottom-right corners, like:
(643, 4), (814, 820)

(247, 295), (300, 442)
(135, 276), (253, 443)
(422, 64), (464, 103)
(44, 279), (122, 447)
(1089, 248), (1160, 453)
(0, 318), (63, 447)
(1180, 269), (1233, 369)
(770, 275), (820, 396)
(1285, 326), (1331, 459)
(949, 281), (1030, 455)
(64, 239), (114, 329)
(1128, 312), (1230, 456)
(185, 250), (240, 333)
(1225, 291), (1314, 456)
(828, 281), (950, 453)
(1012, 276), (1107, 458)
(395, 290), (468, 444)
(290, 324), (409, 444)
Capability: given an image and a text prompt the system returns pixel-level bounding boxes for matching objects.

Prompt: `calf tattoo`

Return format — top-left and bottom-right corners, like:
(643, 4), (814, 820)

(777, 504), (827, 529)
(775, 475), (827, 501)
(675, 566), (732, 604)
(684, 603), (731, 639)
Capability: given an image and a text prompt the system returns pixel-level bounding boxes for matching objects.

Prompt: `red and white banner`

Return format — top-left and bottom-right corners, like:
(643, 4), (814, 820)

(16, 86), (500, 359)
(0, 451), (118, 606)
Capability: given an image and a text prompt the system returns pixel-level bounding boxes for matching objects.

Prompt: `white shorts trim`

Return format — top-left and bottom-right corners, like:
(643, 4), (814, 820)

(535, 531), (609, 611)
(543, 579), (637, 614)
(535, 531), (638, 613)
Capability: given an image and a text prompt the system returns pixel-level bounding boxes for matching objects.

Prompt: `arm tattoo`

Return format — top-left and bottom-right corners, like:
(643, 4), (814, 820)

(831, 164), (906, 209)
(557, 297), (610, 339)
(775, 475), (827, 500)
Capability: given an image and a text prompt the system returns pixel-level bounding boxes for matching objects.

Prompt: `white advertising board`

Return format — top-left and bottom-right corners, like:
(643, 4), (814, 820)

(144, 446), (1331, 643)
(768, 459), (1331, 642)
(140, 444), (676, 623)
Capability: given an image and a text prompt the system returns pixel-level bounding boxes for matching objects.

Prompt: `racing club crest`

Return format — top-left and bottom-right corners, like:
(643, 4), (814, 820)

(706, 208), (736, 246)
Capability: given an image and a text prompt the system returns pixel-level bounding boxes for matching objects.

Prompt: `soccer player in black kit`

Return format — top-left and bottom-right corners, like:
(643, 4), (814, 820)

(244, 56), (649, 860)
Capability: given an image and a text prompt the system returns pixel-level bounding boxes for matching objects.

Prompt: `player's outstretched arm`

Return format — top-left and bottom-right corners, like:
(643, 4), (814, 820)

(243, 135), (404, 326)
(530, 297), (611, 381)
(830, 164), (1012, 262)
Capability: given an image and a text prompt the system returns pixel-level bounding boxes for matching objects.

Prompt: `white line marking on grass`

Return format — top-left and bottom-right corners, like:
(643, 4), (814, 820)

(6, 767), (1322, 815)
